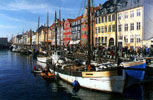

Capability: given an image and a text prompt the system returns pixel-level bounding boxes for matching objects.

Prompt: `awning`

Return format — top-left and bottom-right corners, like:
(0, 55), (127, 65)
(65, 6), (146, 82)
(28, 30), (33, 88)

(69, 40), (80, 45)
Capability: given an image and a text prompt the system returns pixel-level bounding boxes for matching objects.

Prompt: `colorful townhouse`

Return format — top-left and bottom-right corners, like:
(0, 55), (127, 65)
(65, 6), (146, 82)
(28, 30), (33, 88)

(71, 16), (82, 42)
(95, 0), (153, 48)
(50, 20), (64, 47)
(36, 26), (45, 47)
(117, 0), (153, 48)
(63, 19), (73, 46)
(95, 1), (116, 48)
(81, 6), (100, 47)
(26, 30), (33, 46)
(57, 19), (65, 47)
(50, 23), (56, 46)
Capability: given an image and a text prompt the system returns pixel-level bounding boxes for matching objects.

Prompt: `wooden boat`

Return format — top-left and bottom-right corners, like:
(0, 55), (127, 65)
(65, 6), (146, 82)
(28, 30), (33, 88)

(47, 1), (125, 93)
(40, 72), (56, 81)
(31, 70), (42, 74)
(37, 56), (48, 63)
(48, 61), (125, 93)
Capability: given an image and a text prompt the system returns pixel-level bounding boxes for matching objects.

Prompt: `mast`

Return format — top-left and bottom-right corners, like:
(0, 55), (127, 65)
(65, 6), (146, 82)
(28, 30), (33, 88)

(91, 0), (94, 50)
(44, 24), (46, 48)
(30, 29), (32, 50)
(47, 12), (49, 55)
(59, 9), (61, 49)
(114, 0), (118, 61)
(55, 11), (57, 50)
(87, 0), (91, 71)
(38, 16), (40, 49)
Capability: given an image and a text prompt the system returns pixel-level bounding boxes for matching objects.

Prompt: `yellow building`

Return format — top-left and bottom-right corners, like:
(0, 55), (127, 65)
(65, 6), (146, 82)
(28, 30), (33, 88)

(40, 29), (45, 44)
(26, 30), (32, 45)
(95, 0), (147, 49)
(117, 6), (143, 48)
(95, 13), (116, 47)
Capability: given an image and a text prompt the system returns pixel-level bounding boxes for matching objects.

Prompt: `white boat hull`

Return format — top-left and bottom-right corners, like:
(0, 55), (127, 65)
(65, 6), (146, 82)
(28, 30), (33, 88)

(37, 61), (46, 69)
(50, 69), (125, 93)
(37, 57), (47, 63)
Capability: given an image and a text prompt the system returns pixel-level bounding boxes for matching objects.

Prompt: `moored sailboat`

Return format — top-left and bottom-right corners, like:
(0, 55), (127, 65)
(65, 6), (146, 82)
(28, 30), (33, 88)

(47, 0), (126, 93)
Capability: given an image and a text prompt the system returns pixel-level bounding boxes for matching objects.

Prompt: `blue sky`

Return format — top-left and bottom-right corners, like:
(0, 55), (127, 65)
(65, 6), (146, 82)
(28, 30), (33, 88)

(0, 0), (106, 40)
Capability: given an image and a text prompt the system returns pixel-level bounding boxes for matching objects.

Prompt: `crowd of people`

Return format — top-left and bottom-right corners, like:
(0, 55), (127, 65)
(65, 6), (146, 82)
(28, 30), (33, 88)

(93, 46), (153, 60)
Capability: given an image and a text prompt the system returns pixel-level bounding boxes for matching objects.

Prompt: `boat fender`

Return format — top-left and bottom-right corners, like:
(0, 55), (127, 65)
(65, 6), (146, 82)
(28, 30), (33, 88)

(33, 66), (36, 71)
(72, 80), (80, 88)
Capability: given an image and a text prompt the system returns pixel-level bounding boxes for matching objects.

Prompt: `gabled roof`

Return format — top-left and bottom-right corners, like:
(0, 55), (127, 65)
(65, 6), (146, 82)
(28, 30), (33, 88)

(72, 15), (83, 22)
(66, 19), (74, 23)
(50, 23), (56, 29)
(37, 25), (45, 33)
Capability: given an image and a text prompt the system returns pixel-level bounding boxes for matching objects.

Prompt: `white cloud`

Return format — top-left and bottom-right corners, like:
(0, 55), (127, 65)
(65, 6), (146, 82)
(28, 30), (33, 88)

(0, 25), (16, 29)
(0, 0), (76, 14)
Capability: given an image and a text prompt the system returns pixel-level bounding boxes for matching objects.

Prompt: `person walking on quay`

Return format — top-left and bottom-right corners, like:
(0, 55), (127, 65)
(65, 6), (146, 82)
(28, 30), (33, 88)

(149, 46), (153, 57)
(145, 46), (149, 56)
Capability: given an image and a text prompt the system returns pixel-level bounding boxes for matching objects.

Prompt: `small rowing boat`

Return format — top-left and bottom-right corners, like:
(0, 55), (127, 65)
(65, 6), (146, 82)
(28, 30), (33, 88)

(31, 70), (42, 74)
(40, 72), (56, 81)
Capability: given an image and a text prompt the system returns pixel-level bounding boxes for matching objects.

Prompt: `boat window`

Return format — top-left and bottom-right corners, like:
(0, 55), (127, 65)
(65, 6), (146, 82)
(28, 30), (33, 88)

(58, 52), (61, 55)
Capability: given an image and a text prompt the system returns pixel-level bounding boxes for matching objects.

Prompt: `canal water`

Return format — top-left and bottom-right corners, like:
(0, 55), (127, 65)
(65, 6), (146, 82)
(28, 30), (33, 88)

(0, 50), (153, 100)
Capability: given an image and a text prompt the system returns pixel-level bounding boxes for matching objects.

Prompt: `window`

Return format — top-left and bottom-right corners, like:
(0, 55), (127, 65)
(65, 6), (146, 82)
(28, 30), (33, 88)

(105, 37), (107, 43)
(78, 26), (80, 30)
(125, 24), (128, 31)
(119, 36), (123, 40)
(137, 22), (141, 30)
(99, 17), (101, 23)
(133, 0), (139, 4)
(112, 14), (115, 21)
(136, 35), (141, 42)
(95, 27), (97, 34)
(102, 37), (104, 43)
(98, 37), (100, 43)
(118, 25), (122, 32)
(95, 37), (97, 44)
(112, 25), (115, 32)
(84, 24), (86, 28)
(121, 3), (127, 8)
(105, 16), (107, 22)
(130, 23), (134, 30)
(96, 18), (98, 24)
(101, 37), (103, 43)
(105, 26), (107, 32)
(130, 35), (134, 43)
(102, 16), (104, 23)
(109, 15), (111, 22)
(125, 12), (128, 19)
(130, 11), (134, 18)
(98, 27), (100, 33)
(78, 21), (80, 24)
(137, 9), (141, 16)
(118, 14), (122, 20)
(101, 26), (104, 33)
(109, 25), (111, 32)
(124, 36), (128, 43)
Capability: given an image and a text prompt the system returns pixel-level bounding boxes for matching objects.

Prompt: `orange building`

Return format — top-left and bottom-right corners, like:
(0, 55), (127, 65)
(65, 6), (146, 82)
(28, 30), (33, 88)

(81, 6), (100, 47)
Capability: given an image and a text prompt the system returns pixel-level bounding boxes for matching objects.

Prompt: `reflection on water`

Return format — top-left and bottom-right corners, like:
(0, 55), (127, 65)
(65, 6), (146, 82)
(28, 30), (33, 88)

(56, 80), (124, 100)
(1, 50), (153, 100)
(124, 85), (144, 100)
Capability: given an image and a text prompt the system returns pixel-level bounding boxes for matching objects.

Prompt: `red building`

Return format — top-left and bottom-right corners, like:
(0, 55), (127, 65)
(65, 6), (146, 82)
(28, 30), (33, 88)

(63, 19), (73, 46)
